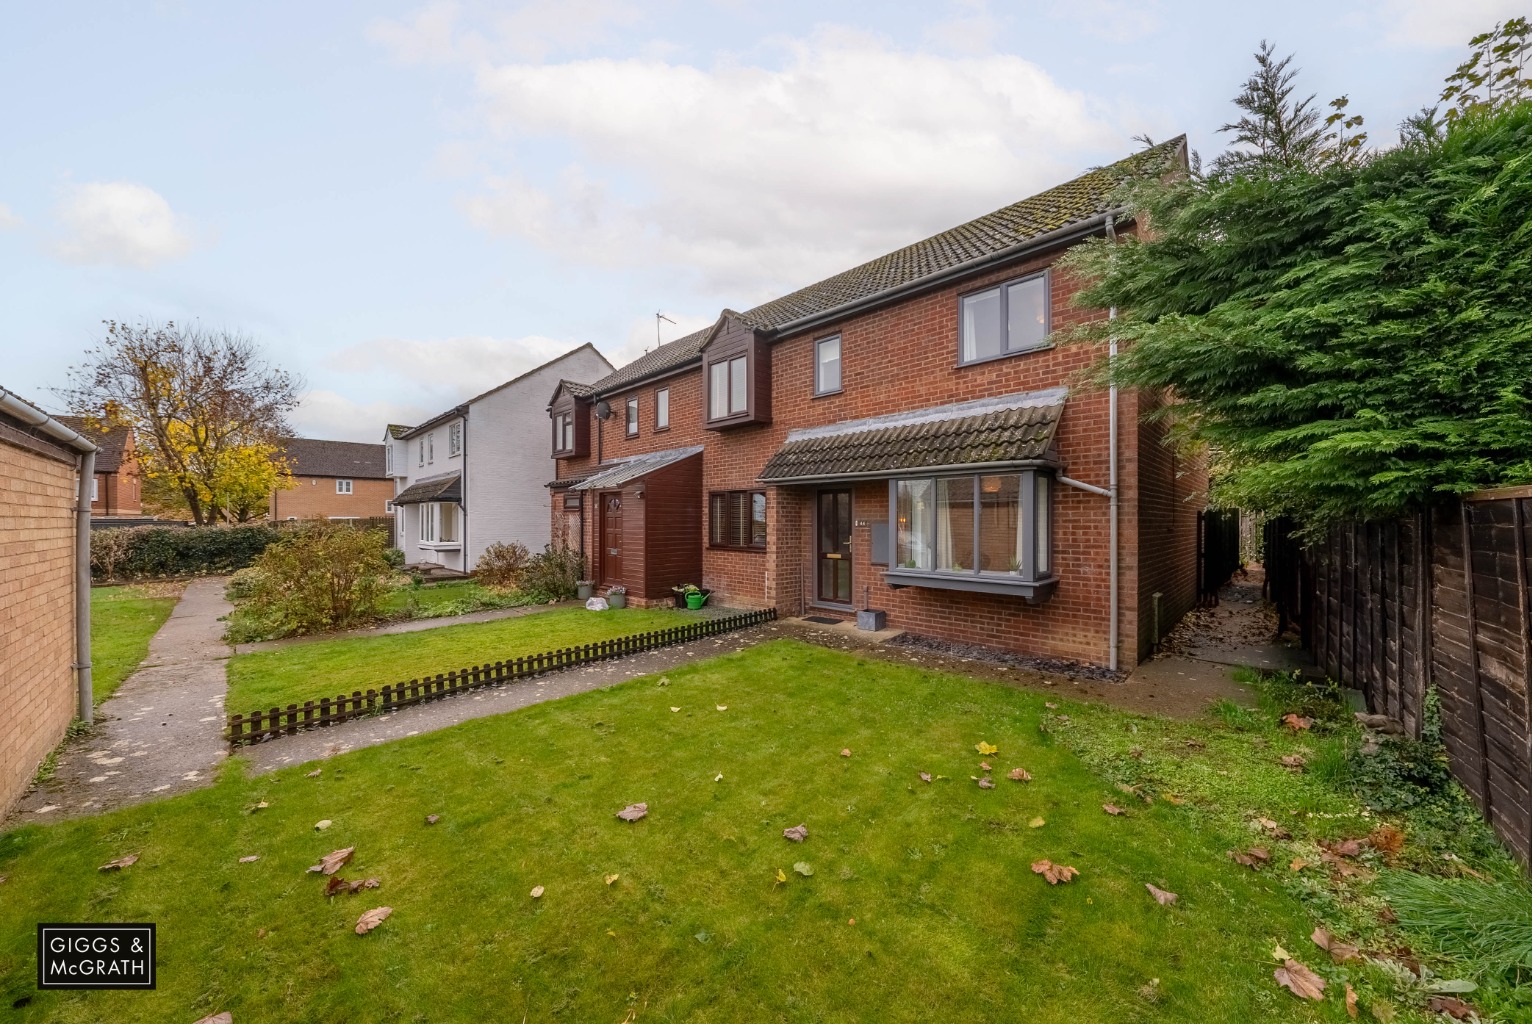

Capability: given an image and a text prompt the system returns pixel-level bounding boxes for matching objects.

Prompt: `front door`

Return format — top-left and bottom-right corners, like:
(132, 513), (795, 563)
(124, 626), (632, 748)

(600, 492), (623, 587)
(817, 489), (852, 604)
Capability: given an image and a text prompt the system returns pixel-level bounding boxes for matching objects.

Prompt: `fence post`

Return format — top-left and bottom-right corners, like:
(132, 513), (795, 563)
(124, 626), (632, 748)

(1513, 497), (1532, 861)
(229, 713), (243, 745)
(282, 705), (294, 737)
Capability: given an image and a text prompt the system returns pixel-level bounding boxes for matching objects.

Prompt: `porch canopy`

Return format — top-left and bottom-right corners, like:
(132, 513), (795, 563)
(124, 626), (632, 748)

(393, 471), (461, 505)
(568, 445), (704, 490)
(756, 387), (1066, 485)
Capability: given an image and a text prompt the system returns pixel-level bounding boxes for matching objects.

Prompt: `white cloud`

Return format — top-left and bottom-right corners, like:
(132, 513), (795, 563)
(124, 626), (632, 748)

(369, 0), (641, 64)
(456, 27), (1126, 298)
(1374, 0), (1524, 47)
(0, 203), (20, 230)
(53, 182), (195, 269)
(293, 390), (428, 444)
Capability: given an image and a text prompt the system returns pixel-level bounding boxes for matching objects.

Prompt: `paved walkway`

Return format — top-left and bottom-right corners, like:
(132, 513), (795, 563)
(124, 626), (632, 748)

(6, 578), (234, 825)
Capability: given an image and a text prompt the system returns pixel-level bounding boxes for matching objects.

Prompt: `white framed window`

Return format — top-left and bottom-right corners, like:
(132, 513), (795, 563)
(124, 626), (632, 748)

(419, 503), (434, 543)
(449, 422), (462, 457)
(385, 500), (397, 513)
(91, 478), (99, 502)
(815, 335), (842, 395)
(427, 433), (435, 463)
(419, 502), (460, 545)
(959, 271), (1050, 365)
(418, 439), (424, 466)
(626, 396), (639, 437)
(655, 387), (670, 430)
(336, 479), (353, 494)
(386, 445), (393, 474)
(553, 412), (575, 455)
(891, 470), (1052, 584)
(708, 355), (748, 420)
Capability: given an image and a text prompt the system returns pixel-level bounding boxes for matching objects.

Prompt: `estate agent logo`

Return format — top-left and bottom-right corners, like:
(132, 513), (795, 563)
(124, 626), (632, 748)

(37, 924), (156, 990)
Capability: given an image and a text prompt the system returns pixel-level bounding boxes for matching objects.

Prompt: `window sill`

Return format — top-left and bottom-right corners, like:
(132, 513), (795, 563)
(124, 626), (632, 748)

(812, 388), (843, 400)
(708, 544), (768, 553)
(954, 342), (1055, 370)
(882, 569), (1058, 604)
(419, 541), (462, 551)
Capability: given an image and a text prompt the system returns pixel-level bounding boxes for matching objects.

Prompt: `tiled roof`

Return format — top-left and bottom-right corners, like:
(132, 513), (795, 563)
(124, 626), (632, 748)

(588, 137), (1185, 396)
(407, 344), (613, 439)
(756, 389), (1067, 483)
(569, 446), (704, 491)
(56, 416), (130, 472)
(386, 424), (414, 439)
(393, 471), (462, 505)
(279, 437), (388, 479)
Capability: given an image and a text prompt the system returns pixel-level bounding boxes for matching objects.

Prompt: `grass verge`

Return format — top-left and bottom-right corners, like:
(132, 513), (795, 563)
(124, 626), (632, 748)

(91, 583), (180, 705)
(224, 605), (697, 714)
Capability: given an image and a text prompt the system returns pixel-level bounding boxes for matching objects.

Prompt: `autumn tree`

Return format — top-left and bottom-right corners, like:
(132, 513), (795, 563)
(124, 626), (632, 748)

(61, 321), (301, 525)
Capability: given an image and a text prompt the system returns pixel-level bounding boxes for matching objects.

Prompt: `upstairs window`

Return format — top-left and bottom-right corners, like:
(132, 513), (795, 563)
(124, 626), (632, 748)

(655, 388), (670, 431)
(336, 479), (353, 495)
(385, 445), (392, 474)
(449, 422), (463, 456)
(418, 439), (424, 466)
(427, 433), (435, 464)
(710, 490), (767, 549)
(959, 272), (1049, 365)
(552, 412), (575, 455)
(626, 397), (639, 437)
(709, 356), (748, 420)
(815, 335), (842, 395)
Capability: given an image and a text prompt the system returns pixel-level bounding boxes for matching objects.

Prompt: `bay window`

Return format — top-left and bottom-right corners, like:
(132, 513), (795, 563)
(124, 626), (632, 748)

(888, 469), (1055, 600)
(709, 356), (748, 420)
(959, 272), (1049, 364)
(553, 412), (575, 455)
(418, 502), (460, 546)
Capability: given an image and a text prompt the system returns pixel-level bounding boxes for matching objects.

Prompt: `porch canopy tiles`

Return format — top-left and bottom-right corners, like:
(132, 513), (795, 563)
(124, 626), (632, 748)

(392, 471), (462, 505)
(756, 388), (1066, 485)
(568, 446), (704, 491)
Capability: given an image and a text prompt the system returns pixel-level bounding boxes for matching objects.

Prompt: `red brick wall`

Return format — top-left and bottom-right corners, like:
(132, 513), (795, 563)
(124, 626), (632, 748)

(269, 476), (394, 520)
(1134, 391), (1206, 659)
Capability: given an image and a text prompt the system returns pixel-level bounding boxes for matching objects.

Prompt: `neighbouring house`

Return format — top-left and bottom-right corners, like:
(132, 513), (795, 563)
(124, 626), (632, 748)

(389, 343), (613, 572)
(269, 438), (392, 522)
(550, 138), (1204, 670)
(0, 387), (96, 817)
(55, 417), (142, 518)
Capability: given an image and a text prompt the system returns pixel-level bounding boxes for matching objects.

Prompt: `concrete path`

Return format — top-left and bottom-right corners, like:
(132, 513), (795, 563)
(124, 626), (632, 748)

(6, 578), (234, 825)
(234, 600), (583, 655)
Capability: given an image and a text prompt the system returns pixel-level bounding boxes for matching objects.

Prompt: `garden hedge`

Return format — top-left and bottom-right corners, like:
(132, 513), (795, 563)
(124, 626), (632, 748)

(91, 524), (283, 581)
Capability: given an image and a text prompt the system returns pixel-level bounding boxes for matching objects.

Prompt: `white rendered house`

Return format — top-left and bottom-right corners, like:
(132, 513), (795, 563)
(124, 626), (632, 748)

(384, 343), (613, 572)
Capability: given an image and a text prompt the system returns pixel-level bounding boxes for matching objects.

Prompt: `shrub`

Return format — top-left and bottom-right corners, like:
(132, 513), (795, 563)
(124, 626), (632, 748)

(518, 545), (584, 601)
(225, 566), (265, 601)
(383, 547), (406, 570)
(475, 541), (530, 589)
(90, 524), (281, 581)
(243, 523), (391, 636)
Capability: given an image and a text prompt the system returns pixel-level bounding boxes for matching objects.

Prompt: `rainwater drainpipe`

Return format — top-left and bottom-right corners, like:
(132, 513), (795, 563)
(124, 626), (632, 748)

(0, 388), (98, 722)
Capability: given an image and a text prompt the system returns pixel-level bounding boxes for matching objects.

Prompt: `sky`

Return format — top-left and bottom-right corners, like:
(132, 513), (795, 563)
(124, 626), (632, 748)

(0, 0), (1520, 441)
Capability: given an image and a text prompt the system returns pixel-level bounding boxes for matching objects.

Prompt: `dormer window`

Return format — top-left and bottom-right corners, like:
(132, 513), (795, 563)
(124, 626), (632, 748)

(552, 413), (574, 455)
(702, 311), (771, 429)
(709, 357), (746, 420)
(550, 387), (591, 458)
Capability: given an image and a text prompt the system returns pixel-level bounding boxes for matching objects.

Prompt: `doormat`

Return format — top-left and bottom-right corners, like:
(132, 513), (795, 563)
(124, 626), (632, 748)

(803, 615), (844, 625)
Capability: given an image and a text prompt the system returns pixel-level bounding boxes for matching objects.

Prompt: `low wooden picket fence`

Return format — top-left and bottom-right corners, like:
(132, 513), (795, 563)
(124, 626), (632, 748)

(225, 608), (777, 746)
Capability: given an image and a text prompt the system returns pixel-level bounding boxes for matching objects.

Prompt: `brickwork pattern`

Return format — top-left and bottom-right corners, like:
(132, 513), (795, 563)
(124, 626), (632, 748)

(269, 476), (395, 521)
(0, 441), (79, 816)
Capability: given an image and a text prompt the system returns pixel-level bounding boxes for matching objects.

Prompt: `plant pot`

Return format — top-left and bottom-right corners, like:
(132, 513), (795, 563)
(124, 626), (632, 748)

(672, 590), (688, 608)
(576, 581), (594, 600)
(608, 593), (627, 609)
(685, 592), (706, 610)
(856, 609), (887, 631)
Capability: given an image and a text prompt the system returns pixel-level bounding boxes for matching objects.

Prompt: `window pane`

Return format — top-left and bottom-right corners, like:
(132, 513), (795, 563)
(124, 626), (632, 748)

(656, 389), (669, 429)
(439, 503), (458, 542)
(1007, 276), (1047, 351)
(710, 494), (726, 544)
(978, 475), (1022, 573)
(816, 336), (841, 393)
(710, 362), (729, 419)
(731, 492), (749, 547)
(1036, 474), (1051, 574)
(895, 479), (934, 570)
(960, 288), (1002, 363)
(563, 415), (574, 451)
(936, 477), (975, 571)
(626, 398), (638, 435)
(729, 356), (747, 414)
(751, 492), (767, 547)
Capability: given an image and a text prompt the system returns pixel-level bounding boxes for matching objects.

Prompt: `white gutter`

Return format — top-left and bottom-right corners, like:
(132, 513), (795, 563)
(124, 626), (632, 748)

(0, 387), (99, 722)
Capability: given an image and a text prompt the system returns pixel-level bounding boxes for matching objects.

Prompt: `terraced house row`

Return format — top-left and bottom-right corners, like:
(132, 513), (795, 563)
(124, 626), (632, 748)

(547, 138), (1205, 671)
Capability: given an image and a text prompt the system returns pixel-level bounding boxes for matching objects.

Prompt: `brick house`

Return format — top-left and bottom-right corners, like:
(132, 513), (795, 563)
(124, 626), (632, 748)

(551, 138), (1203, 670)
(1, 387), (96, 817)
(270, 438), (392, 521)
(56, 417), (141, 517)
(387, 344), (613, 572)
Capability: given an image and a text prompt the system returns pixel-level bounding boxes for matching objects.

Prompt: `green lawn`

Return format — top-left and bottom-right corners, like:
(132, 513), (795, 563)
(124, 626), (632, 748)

(1, 640), (1415, 1023)
(377, 578), (530, 617)
(91, 584), (179, 704)
(225, 606), (696, 715)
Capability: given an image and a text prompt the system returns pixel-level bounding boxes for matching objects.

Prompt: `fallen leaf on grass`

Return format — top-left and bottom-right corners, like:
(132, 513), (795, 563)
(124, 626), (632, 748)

(1228, 847), (1271, 869)
(977, 777), (995, 789)
(192, 1014), (233, 1024)
(1273, 944), (1289, 960)
(325, 876), (350, 897)
(1103, 804), (1125, 816)
(306, 768), (322, 778)
(670, 707), (681, 713)
(783, 824), (808, 843)
(1290, 858), (1311, 871)
(1184, 739), (1205, 750)
(616, 803), (648, 822)
(1129, 746), (1144, 760)
(354, 906), (392, 935)
(1281, 714), (1314, 732)
(979, 761), (992, 772)
(1345, 982), (1359, 1019)
(1323, 838), (1363, 858)
(714, 773), (723, 782)
(1367, 824), (1405, 860)
(1164, 794), (1186, 805)
(605, 874), (620, 886)
(1045, 702), (1058, 709)
(793, 862), (814, 877)
(308, 847), (354, 876)
(1028, 817), (1046, 828)
(1280, 754), (1306, 769)
(1311, 927), (1361, 963)
(1145, 883), (1178, 906)
(1030, 860), (1079, 884)
(840, 748), (852, 758)
(314, 819), (332, 831)
(975, 741), (999, 755)
(918, 772), (932, 783)
(1273, 958), (1326, 1001)
(530, 885), (544, 899)
(1008, 767), (1031, 782)
(1255, 817), (1291, 838)
(1427, 996), (1475, 1020)
(774, 869), (786, 885)
(239, 855), (260, 864)
(716, 705), (727, 712)
(98, 854), (138, 872)
(425, 814), (439, 825)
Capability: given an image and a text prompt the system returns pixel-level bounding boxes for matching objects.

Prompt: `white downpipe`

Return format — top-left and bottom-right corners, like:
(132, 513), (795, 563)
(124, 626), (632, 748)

(1105, 214), (1121, 674)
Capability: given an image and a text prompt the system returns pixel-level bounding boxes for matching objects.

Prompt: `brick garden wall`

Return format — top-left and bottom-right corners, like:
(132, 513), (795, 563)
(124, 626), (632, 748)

(0, 434), (80, 817)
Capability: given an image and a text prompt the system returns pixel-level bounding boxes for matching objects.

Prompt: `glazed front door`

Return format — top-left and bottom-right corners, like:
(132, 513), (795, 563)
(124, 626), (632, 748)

(817, 489), (852, 604)
(600, 492), (623, 587)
